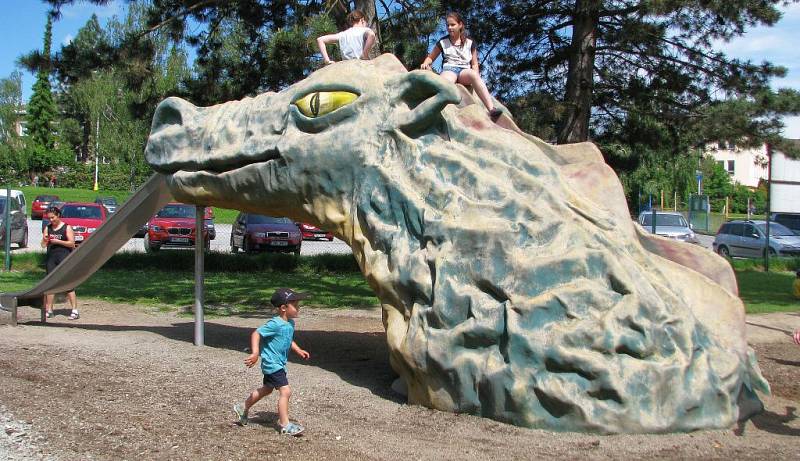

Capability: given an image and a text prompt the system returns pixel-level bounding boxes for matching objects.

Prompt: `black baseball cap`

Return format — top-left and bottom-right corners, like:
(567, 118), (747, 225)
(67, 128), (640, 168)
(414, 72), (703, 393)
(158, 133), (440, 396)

(270, 288), (310, 307)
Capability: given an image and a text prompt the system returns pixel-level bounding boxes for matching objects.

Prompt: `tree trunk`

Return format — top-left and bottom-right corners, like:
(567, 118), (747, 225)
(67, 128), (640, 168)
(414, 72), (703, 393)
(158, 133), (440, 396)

(355, 0), (381, 57)
(558, 0), (600, 144)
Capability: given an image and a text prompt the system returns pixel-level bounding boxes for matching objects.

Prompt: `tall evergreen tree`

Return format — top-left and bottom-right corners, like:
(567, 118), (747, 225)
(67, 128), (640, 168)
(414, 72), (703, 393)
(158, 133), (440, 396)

(26, 15), (57, 151)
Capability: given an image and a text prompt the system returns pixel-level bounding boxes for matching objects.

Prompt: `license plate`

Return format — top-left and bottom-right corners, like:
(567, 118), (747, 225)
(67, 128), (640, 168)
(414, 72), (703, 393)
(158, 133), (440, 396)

(270, 241), (288, 246)
(171, 237), (189, 243)
(75, 235), (84, 241)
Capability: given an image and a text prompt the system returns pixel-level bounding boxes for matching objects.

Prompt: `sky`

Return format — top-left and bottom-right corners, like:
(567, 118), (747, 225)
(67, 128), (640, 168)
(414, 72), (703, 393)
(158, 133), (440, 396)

(1, 1), (798, 138)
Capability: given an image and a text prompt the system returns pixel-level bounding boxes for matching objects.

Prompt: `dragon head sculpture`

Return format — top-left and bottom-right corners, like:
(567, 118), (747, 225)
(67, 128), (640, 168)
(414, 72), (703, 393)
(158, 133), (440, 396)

(146, 54), (767, 433)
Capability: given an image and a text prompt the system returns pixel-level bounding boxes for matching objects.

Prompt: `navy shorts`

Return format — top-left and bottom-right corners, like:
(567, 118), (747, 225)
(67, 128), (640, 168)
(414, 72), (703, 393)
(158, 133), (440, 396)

(263, 369), (289, 388)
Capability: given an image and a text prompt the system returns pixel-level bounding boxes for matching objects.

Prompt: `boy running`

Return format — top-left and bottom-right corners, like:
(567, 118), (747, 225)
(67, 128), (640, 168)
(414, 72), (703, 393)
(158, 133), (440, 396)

(234, 288), (310, 435)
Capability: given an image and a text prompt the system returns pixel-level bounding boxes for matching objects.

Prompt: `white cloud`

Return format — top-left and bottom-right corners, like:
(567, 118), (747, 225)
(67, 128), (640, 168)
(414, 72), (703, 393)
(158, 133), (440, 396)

(62, 1), (121, 19)
(62, 33), (73, 46)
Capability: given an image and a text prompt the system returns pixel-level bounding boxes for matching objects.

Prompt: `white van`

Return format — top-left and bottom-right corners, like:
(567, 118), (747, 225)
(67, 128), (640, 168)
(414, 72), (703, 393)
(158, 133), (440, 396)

(0, 189), (28, 248)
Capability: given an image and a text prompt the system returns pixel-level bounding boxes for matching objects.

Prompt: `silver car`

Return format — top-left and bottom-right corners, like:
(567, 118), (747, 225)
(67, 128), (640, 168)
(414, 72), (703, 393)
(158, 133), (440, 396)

(713, 220), (800, 258)
(0, 194), (29, 249)
(637, 211), (699, 244)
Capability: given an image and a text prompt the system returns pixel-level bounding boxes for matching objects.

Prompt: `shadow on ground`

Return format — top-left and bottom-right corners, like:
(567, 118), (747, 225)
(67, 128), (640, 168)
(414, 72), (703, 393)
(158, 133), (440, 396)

(19, 318), (400, 402)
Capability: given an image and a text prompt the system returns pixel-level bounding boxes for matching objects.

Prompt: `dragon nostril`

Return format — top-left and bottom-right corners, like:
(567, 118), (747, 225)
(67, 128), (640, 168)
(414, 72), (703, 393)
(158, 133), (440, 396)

(152, 99), (188, 130)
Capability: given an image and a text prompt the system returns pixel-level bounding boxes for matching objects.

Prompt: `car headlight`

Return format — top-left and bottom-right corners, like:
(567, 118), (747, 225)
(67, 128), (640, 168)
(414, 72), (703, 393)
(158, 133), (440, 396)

(87, 227), (96, 233)
(291, 231), (301, 238)
(151, 225), (161, 232)
(254, 232), (266, 238)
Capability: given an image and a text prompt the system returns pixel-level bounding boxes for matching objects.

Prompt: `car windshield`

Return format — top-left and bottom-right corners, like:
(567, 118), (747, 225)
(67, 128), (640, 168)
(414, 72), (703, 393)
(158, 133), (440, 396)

(756, 223), (795, 236)
(61, 205), (103, 219)
(156, 204), (195, 218)
(641, 214), (687, 227)
(247, 215), (293, 225)
(35, 195), (58, 202)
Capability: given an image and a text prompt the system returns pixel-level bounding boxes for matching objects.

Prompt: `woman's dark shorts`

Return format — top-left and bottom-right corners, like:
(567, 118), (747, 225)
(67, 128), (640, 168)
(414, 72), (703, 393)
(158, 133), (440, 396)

(263, 369), (289, 388)
(46, 250), (70, 274)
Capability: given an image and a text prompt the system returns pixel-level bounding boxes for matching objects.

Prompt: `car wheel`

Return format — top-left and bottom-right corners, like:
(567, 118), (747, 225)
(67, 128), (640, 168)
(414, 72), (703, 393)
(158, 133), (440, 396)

(717, 245), (730, 258)
(19, 228), (28, 248)
(144, 234), (160, 253)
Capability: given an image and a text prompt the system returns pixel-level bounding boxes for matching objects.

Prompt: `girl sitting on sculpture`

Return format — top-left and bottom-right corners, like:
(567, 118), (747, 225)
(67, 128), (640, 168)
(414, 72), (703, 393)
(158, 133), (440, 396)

(420, 12), (503, 121)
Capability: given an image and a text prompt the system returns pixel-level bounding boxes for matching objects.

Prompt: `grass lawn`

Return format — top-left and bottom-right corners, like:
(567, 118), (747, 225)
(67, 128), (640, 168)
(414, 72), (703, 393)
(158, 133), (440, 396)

(735, 269), (799, 314)
(2, 255), (796, 315)
(0, 266), (377, 315)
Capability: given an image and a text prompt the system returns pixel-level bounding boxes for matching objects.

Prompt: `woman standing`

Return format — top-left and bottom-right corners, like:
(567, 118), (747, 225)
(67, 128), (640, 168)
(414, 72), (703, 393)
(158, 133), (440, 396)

(41, 206), (79, 319)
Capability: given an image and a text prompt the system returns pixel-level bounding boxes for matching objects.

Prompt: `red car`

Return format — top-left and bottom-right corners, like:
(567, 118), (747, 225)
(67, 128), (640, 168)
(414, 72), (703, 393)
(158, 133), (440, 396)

(31, 194), (61, 220)
(59, 202), (108, 245)
(231, 213), (302, 254)
(297, 222), (334, 241)
(144, 203), (211, 252)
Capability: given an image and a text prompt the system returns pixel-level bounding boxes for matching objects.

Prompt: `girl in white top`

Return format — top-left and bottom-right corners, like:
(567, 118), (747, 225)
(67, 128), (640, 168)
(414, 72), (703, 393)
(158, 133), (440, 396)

(317, 10), (377, 63)
(421, 12), (503, 121)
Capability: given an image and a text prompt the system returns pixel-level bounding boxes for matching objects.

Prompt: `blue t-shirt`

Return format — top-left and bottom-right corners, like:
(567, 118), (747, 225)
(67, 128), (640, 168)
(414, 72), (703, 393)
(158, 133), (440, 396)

(256, 317), (295, 375)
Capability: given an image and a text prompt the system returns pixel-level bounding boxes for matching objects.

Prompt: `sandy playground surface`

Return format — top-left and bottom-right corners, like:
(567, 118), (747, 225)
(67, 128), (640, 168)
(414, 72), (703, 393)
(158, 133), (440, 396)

(1, 301), (799, 460)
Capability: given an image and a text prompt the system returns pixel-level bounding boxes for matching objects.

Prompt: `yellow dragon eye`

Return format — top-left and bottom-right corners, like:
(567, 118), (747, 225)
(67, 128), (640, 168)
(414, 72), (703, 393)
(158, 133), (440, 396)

(293, 91), (358, 117)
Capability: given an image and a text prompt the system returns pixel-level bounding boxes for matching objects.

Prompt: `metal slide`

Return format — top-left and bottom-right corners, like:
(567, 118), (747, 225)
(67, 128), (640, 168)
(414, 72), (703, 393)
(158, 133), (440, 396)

(1, 174), (173, 323)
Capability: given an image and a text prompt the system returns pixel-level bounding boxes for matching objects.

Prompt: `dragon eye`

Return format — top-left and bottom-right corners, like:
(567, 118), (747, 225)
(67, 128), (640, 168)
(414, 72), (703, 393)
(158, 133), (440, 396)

(293, 91), (358, 118)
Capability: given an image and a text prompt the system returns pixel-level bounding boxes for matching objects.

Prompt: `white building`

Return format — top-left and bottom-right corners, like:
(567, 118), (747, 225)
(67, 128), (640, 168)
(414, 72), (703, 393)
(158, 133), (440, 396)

(708, 140), (800, 213)
(707, 141), (769, 188)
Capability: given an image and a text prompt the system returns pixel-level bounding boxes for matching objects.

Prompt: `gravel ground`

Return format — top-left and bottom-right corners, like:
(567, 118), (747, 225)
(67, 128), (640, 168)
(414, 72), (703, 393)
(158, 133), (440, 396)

(1, 303), (799, 460)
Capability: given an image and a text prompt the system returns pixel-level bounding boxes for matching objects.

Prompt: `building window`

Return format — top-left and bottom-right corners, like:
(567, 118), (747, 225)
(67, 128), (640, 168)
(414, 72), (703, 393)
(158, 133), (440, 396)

(726, 160), (735, 175)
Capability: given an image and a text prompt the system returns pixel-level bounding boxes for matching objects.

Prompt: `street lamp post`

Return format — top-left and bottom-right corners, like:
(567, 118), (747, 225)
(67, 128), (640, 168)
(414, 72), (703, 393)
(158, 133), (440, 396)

(93, 117), (99, 191)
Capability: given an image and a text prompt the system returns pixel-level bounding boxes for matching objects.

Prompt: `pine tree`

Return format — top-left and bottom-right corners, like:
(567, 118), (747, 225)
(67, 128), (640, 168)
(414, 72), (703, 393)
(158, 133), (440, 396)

(26, 15), (57, 151)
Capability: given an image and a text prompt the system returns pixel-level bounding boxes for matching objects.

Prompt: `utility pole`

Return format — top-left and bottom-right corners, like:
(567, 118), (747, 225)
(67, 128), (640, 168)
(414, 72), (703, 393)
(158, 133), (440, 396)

(764, 143), (772, 272)
(4, 186), (10, 271)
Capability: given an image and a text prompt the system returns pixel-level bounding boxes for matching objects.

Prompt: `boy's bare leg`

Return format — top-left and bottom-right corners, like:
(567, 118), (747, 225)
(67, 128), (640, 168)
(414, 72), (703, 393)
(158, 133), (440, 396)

(245, 386), (273, 413)
(276, 385), (292, 426)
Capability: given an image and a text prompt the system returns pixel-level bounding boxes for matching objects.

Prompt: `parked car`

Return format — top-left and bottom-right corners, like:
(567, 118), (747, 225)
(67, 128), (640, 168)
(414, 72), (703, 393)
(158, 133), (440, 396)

(94, 196), (119, 214)
(59, 202), (108, 245)
(636, 211), (699, 244)
(297, 222), (334, 241)
(231, 213), (302, 254)
(205, 207), (216, 240)
(136, 205), (213, 240)
(31, 194), (60, 220)
(713, 220), (800, 258)
(771, 212), (800, 235)
(40, 199), (66, 231)
(144, 203), (210, 252)
(0, 191), (28, 249)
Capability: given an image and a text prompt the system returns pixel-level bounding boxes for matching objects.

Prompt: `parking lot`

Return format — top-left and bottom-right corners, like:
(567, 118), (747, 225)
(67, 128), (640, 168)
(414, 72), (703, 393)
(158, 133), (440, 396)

(13, 219), (353, 256)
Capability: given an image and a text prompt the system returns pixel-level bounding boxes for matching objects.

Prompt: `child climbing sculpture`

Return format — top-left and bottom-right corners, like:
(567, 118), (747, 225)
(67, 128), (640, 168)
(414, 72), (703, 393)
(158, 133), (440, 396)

(316, 10), (376, 63)
(420, 11), (503, 120)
